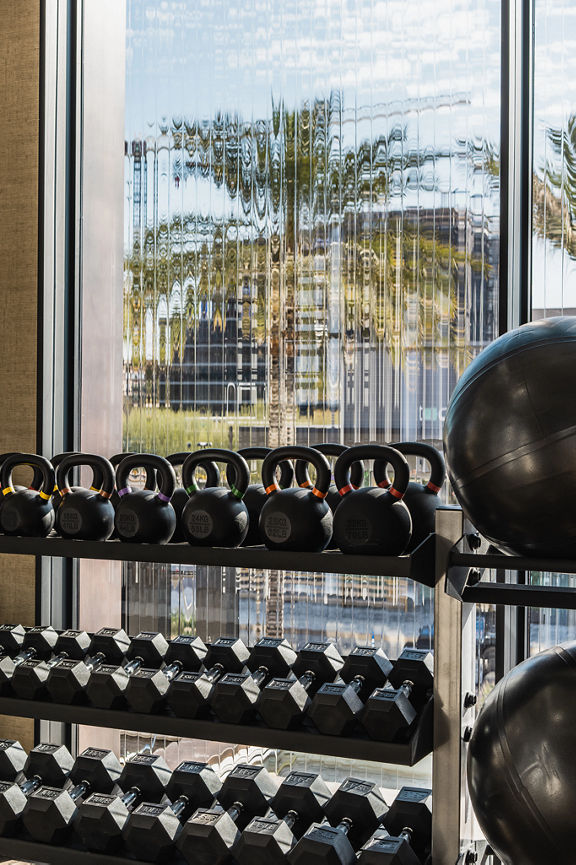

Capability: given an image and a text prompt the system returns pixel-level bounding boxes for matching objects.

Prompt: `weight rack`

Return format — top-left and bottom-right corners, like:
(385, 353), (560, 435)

(0, 507), (482, 865)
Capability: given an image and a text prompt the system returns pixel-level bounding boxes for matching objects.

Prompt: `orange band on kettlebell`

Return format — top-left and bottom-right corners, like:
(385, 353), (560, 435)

(377, 480), (391, 489)
(59, 487), (71, 497)
(389, 487), (403, 500)
(265, 483), (279, 495)
(427, 481), (441, 493)
(99, 490), (113, 499)
(338, 484), (353, 496)
(38, 491), (51, 501)
(300, 480), (312, 488)
(311, 487), (327, 499)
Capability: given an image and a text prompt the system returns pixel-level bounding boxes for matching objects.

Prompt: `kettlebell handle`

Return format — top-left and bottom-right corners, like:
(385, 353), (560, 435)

(168, 452), (221, 489)
(225, 447), (294, 490)
(115, 454), (176, 502)
(334, 444), (411, 500)
(373, 442), (446, 493)
(0, 454), (55, 501)
(262, 446), (332, 499)
(110, 453), (156, 490)
(182, 448), (250, 500)
(56, 454), (115, 500)
(0, 452), (43, 491)
(295, 443), (364, 491)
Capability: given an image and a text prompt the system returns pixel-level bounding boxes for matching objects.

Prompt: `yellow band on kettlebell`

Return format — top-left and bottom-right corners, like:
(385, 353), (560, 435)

(53, 484), (59, 493)
(38, 491), (51, 501)
(2, 487), (14, 496)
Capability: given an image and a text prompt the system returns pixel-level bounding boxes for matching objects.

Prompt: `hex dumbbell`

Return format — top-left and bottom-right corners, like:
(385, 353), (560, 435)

(288, 777), (388, 865)
(10, 629), (92, 700)
(0, 626), (59, 694)
(177, 764), (280, 865)
(235, 770), (332, 865)
(362, 649), (434, 741)
(22, 746), (122, 844)
(257, 641), (344, 730)
(0, 743), (74, 836)
(86, 631), (169, 709)
(210, 637), (297, 724)
(166, 636), (250, 719)
(358, 787), (432, 864)
(308, 647), (392, 735)
(123, 760), (222, 862)
(75, 752), (172, 853)
(125, 635), (208, 714)
(46, 626), (131, 704)
(0, 739), (27, 782)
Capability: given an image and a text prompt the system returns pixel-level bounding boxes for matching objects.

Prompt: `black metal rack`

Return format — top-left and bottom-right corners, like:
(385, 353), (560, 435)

(447, 534), (576, 609)
(0, 837), (169, 865)
(0, 695), (433, 766)
(0, 533), (436, 585)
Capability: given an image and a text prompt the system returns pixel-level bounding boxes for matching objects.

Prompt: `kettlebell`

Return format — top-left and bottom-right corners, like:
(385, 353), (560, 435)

(259, 446), (333, 552)
(0, 454), (55, 537)
(51, 452), (83, 510)
(167, 452), (220, 543)
(373, 441), (445, 551)
(55, 453), (116, 541)
(114, 454), (177, 543)
(225, 447), (294, 546)
(181, 448), (250, 547)
(333, 444), (412, 555)
(295, 442), (364, 513)
(0, 453), (43, 524)
(109, 453), (156, 540)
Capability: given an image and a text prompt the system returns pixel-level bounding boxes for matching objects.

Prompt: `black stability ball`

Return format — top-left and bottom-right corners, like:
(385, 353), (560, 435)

(468, 642), (576, 865)
(444, 316), (576, 556)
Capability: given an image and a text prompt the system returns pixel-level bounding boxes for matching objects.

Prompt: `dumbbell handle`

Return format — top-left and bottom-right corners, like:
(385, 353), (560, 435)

(251, 667), (274, 688)
(160, 660), (186, 684)
(226, 800), (244, 823)
(20, 775), (44, 797)
(347, 675), (365, 697)
(67, 779), (93, 803)
(201, 663), (225, 684)
(335, 816), (354, 835)
(400, 827), (413, 844)
(282, 809), (298, 831)
(398, 681), (414, 699)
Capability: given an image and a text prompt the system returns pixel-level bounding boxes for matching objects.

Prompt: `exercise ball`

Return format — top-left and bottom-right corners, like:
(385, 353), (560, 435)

(468, 642), (576, 865)
(444, 316), (576, 556)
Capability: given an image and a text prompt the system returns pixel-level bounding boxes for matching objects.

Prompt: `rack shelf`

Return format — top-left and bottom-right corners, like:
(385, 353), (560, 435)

(0, 696), (433, 767)
(0, 836), (165, 865)
(0, 533), (435, 584)
(447, 534), (576, 609)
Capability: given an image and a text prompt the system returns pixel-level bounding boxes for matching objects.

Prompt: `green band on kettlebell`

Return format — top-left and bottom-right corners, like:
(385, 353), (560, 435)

(230, 484), (243, 500)
(185, 483), (198, 495)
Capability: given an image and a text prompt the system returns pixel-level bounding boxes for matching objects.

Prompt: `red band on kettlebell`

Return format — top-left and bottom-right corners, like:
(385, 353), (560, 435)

(377, 479), (391, 489)
(265, 483), (279, 495)
(426, 480), (441, 493)
(389, 486), (403, 500)
(338, 484), (353, 496)
(157, 492), (171, 503)
(117, 487), (131, 497)
(311, 487), (327, 499)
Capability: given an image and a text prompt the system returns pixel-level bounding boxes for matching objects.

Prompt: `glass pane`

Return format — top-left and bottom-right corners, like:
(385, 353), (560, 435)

(80, 0), (501, 792)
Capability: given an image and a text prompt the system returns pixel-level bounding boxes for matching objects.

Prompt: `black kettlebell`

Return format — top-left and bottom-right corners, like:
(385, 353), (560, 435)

(373, 441), (446, 551)
(295, 442), (364, 513)
(0, 452), (43, 525)
(51, 452), (82, 510)
(109, 453), (156, 540)
(333, 444), (412, 555)
(225, 447), (294, 546)
(55, 453), (116, 541)
(0, 454), (55, 537)
(114, 454), (177, 543)
(167, 452), (221, 543)
(259, 446), (333, 552)
(181, 448), (250, 547)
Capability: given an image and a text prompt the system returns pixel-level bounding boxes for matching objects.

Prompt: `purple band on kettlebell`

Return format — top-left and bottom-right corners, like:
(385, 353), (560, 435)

(157, 492), (171, 502)
(118, 487), (131, 497)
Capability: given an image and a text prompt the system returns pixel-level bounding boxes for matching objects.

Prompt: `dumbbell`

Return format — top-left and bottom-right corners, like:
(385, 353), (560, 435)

(235, 770), (332, 865)
(0, 739), (27, 781)
(288, 777), (388, 865)
(177, 763), (280, 865)
(75, 752), (172, 853)
(22, 746), (122, 844)
(10, 629), (92, 700)
(46, 626), (131, 704)
(86, 630), (169, 709)
(0, 743), (74, 836)
(257, 641), (344, 729)
(358, 787), (432, 864)
(125, 635), (208, 714)
(166, 636), (250, 719)
(362, 649), (434, 741)
(0, 624), (26, 686)
(308, 647), (392, 736)
(0, 625), (59, 694)
(123, 760), (222, 862)
(210, 637), (297, 724)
